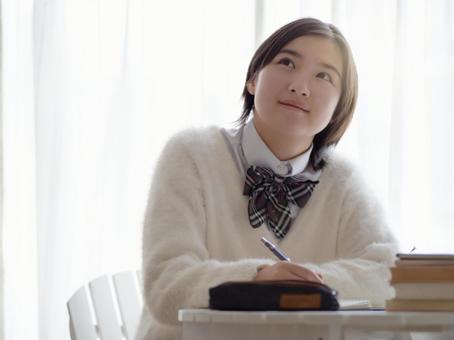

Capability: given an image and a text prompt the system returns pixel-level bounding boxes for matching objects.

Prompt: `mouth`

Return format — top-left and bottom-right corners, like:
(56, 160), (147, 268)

(278, 101), (310, 113)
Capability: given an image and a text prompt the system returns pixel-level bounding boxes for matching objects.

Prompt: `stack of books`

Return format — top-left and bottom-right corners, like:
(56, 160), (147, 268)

(386, 253), (454, 311)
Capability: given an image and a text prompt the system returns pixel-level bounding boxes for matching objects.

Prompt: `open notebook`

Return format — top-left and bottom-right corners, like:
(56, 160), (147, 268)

(339, 299), (372, 310)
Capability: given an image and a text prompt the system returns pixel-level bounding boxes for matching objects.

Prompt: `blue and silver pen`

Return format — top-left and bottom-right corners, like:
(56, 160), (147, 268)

(260, 237), (291, 262)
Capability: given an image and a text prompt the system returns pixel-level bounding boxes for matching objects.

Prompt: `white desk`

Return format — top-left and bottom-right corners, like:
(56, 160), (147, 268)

(178, 309), (454, 340)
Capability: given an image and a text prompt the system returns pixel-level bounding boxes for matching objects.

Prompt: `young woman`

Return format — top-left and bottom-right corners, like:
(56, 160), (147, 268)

(136, 17), (398, 340)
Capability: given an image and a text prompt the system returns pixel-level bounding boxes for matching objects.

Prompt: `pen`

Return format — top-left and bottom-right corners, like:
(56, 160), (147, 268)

(260, 237), (291, 262)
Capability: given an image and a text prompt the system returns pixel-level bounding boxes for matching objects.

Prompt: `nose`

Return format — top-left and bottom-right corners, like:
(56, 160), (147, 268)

(288, 79), (310, 97)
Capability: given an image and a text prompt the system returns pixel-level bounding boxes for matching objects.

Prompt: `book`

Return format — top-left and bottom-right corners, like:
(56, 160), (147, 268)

(393, 282), (454, 300)
(386, 298), (454, 311)
(390, 265), (454, 283)
(394, 259), (454, 266)
(396, 253), (454, 261)
(388, 253), (454, 311)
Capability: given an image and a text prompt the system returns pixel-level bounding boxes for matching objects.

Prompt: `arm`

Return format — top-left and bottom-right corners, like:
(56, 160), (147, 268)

(302, 171), (399, 306)
(142, 132), (273, 325)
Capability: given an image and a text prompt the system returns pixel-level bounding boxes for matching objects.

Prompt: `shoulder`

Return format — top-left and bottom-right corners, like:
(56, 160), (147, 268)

(150, 127), (223, 192)
(159, 126), (224, 159)
(153, 126), (229, 180)
(320, 148), (359, 181)
(318, 148), (372, 198)
(165, 126), (222, 149)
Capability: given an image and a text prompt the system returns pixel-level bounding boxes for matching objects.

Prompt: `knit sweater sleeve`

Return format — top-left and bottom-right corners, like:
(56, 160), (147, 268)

(142, 131), (273, 325)
(303, 162), (399, 307)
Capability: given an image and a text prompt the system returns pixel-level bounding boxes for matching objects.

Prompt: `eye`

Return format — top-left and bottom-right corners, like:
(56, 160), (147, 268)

(317, 72), (333, 83)
(277, 57), (295, 69)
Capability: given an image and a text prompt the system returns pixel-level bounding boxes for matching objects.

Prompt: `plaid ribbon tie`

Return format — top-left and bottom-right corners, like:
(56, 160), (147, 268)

(243, 166), (319, 240)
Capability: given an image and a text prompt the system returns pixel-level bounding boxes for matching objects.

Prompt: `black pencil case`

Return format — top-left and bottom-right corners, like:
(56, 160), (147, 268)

(209, 280), (339, 311)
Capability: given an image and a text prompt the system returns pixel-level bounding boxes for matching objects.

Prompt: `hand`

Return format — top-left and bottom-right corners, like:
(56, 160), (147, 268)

(254, 261), (324, 283)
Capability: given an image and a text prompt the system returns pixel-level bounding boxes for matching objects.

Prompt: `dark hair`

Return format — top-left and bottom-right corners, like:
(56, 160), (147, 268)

(238, 17), (358, 170)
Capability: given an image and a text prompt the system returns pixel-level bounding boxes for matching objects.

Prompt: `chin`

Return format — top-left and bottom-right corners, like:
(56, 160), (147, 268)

(276, 125), (312, 140)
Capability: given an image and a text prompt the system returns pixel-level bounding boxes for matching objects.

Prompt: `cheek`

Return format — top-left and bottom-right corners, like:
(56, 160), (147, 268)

(326, 96), (340, 114)
(255, 72), (281, 97)
(313, 86), (340, 114)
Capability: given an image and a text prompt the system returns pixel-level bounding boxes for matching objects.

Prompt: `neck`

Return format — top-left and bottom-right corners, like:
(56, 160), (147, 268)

(252, 116), (312, 161)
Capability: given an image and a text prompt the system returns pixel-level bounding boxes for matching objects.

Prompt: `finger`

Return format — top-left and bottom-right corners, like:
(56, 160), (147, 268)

(282, 272), (308, 281)
(288, 266), (324, 283)
(257, 264), (269, 272)
(289, 270), (322, 283)
(261, 271), (306, 282)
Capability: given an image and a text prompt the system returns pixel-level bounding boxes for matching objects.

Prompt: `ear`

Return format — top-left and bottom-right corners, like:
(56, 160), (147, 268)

(246, 80), (256, 95)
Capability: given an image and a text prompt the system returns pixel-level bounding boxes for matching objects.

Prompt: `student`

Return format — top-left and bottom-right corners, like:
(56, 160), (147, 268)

(136, 17), (398, 340)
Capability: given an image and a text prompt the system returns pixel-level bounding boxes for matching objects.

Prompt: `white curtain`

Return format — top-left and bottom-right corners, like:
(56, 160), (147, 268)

(2, 0), (453, 340)
(0, 2), (4, 338)
(2, 0), (39, 339)
(6, 0), (256, 339)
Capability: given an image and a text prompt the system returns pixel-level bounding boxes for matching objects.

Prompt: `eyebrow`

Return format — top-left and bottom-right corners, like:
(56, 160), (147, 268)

(277, 48), (342, 80)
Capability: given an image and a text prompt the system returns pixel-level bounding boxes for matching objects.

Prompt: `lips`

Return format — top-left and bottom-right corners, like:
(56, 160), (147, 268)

(278, 100), (309, 113)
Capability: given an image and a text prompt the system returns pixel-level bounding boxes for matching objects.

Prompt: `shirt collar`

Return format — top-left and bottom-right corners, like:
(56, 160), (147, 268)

(241, 119), (313, 177)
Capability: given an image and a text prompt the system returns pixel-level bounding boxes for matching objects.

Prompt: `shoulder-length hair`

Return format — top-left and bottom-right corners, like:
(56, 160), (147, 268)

(238, 17), (358, 170)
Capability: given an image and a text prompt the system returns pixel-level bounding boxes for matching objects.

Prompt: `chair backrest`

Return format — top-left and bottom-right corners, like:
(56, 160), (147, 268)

(67, 271), (143, 340)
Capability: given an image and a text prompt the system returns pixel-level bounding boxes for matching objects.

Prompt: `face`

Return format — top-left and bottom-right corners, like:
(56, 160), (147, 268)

(247, 35), (343, 146)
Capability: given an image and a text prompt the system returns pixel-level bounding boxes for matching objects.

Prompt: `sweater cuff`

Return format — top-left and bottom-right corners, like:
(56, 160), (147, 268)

(222, 258), (276, 282)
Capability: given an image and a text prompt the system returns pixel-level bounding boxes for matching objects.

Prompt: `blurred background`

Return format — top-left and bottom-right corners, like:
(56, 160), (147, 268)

(2, 0), (454, 339)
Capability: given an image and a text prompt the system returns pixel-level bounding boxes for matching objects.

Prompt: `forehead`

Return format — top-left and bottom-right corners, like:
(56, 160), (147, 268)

(278, 35), (343, 75)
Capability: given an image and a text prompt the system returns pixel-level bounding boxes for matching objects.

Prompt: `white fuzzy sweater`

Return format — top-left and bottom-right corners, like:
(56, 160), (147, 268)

(136, 127), (398, 340)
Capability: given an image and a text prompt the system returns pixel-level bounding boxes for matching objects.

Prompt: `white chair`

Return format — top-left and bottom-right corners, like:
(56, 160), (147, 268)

(67, 271), (143, 340)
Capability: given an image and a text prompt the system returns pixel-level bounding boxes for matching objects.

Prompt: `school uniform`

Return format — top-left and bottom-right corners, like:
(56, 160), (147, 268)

(136, 120), (398, 340)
